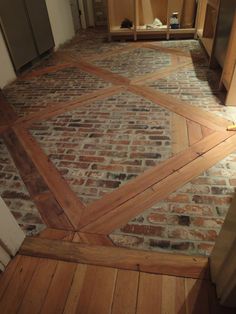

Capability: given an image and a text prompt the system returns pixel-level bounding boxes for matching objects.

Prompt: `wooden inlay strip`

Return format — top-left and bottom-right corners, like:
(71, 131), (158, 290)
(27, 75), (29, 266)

(16, 86), (124, 127)
(79, 131), (232, 229)
(13, 127), (85, 228)
(20, 237), (209, 279)
(3, 130), (74, 230)
(77, 61), (130, 86)
(172, 113), (189, 154)
(187, 120), (203, 145)
(129, 85), (232, 131)
(82, 133), (236, 234)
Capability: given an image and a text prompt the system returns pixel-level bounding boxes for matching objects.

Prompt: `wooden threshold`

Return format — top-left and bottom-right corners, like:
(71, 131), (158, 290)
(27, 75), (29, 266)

(20, 237), (209, 280)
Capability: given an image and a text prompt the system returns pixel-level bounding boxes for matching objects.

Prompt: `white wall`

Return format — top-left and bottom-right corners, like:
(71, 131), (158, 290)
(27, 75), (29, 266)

(45, 0), (75, 49)
(0, 30), (16, 89)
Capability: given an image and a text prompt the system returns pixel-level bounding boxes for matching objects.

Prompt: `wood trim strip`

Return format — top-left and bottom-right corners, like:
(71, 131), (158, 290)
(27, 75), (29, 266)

(78, 232), (114, 246)
(131, 61), (192, 85)
(142, 43), (192, 58)
(0, 92), (18, 125)
(20, 237), (209, 279)
(187, 120), (203, 145)
(172, 113), (189, 154)
(3, 130), (74, 230)
(77, 61), (130, 86)
(81, 133), (236, 234)
(128, 85), (232, 131)
(15, 86), (124, 127)
(13, 127), (85, 228)
(0, 125), (9, 135)
(79, 131), (232, 229)
(19, 63), (75, 80)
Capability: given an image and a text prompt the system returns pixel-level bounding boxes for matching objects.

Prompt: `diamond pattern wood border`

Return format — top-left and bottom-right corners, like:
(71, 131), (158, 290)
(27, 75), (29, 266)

(0, 43), (235, 246)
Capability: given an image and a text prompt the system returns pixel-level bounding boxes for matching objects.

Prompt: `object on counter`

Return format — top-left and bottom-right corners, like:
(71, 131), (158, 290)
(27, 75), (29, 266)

(121, 18), (133, 29)
(170, 12), (180, 29)
(146, 18), (163, 29)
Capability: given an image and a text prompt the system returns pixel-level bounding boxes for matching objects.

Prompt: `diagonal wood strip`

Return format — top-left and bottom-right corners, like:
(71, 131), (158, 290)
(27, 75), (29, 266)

(13, 126), (85, 228)
(131, 61), (193, 85)
(81, 133), (236, 234)
(79, 131), (232, 229)
(0, 91), (18, 125)
(78, 232), (114, 246)
(15, 86), (124, 127)
(142, 43), (192, 58)
(128, 85), (232, 131)
(3, 130), (74, 230)
(20, 237), (209, 279)
(77, 61), (130, 86)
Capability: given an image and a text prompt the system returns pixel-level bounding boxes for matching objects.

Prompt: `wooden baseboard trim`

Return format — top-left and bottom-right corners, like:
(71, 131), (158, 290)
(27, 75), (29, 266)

(20, 237), (209, 279)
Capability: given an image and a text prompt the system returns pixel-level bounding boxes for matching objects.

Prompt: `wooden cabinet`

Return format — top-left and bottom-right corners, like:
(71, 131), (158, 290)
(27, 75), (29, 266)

(107, 0), (197, 40)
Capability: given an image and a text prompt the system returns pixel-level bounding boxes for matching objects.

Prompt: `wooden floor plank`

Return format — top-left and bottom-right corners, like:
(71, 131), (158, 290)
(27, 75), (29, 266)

(82, 133), (236, 234)
(40, 261), (77, 314)
(112, 269), (139, 314)
(75, 265), (117, 314)
(20, 237), (209, 279)
(187, 120), (203, 145)
(13, 127), (85, 228)
(161, 275), (186, 314)
(201, 126), (214, 138)
(18, 258), (58, 314)
(185, 278), (210, 314)
(172, 113), (189, 154)
(0, 255), (21, 300)
(0, 255), (39, 314)
(80, 131), (232, 229)
(63, 264), (87, 314)
(136, 272), (162, 314)
(128, 85), (232, 131)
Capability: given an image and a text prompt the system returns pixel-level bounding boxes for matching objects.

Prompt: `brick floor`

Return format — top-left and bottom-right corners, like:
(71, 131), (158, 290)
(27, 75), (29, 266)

(4, 66), (111, 117)
(93, 48), (172, 78)
(2, 30), (236, 256)
(30, 91), (172, 204)
(0, 138), (45, 235)
(111, 153), (236, 256)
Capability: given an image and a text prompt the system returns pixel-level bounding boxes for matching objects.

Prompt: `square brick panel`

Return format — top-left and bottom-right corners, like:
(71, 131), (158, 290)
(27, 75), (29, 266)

(0, 138), (45, 235)
(30, 91), (173, 205)
(4, 67), (111, 117)
(93, 47), (172, 78)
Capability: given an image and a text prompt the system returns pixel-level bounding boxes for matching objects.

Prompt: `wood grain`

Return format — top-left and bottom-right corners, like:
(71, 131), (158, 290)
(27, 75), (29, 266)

(172, 113), (189, 154)
(112, 269), (139, 314)
(187, 120), (203, 145)
(75, 265), (117, 314)
(0, 255), (39, 314)
(40, 261), (77, 314)
(63, 264), (87, 314)
(136, 272), (162, 314)
(20, 237), (209, 279)
(13, 127), (85, 228)
(18, 258), (58, 314)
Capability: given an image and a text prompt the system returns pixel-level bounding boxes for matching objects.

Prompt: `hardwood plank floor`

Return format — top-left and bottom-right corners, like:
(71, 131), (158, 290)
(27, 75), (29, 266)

(0, 254), (234, 314)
